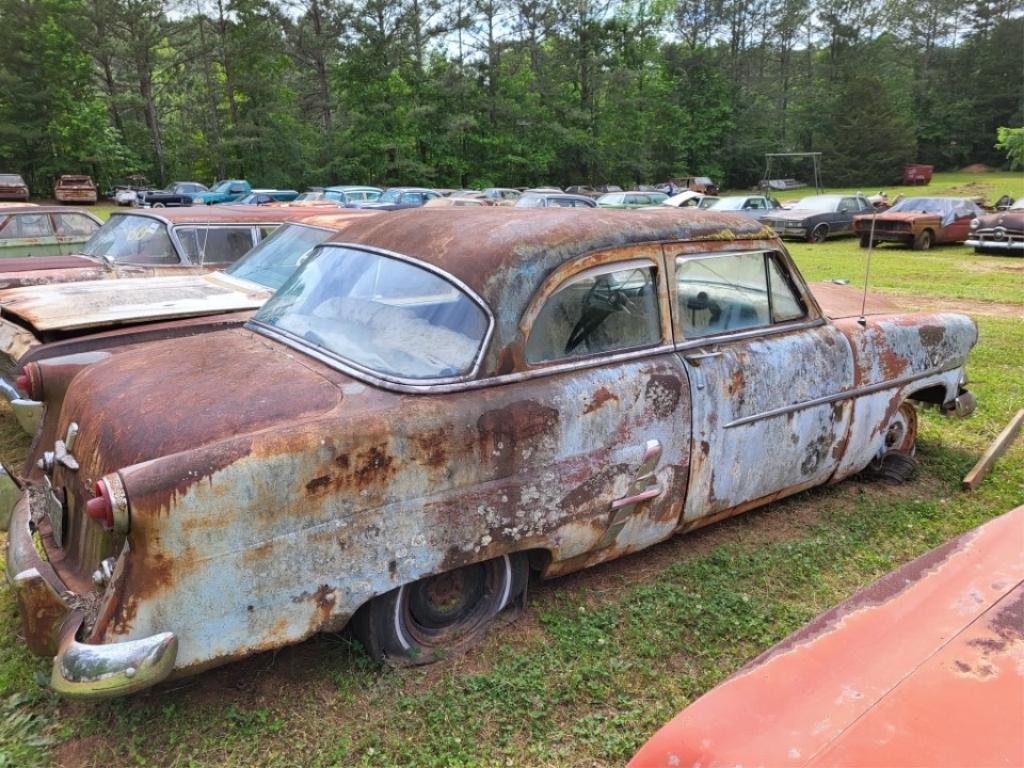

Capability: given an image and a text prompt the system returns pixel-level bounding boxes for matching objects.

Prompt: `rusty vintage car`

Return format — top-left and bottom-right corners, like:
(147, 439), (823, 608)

(0, 208), (978, 698)
(853, 196), (982, 250)
(629, 505), (1024, 768)
(0, 207), (317, 291)
(54, 175), (98, 205)
(0, 213), (372, 434)
(965, 198), (1024, 255)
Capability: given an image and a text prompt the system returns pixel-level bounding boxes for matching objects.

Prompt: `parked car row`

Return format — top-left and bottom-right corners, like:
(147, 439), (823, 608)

(0, 200), (978, 700)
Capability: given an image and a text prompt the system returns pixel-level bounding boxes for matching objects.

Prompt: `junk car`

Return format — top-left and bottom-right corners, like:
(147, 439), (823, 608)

(0, 174), (30, 202)
(762, 194), (874, 242)
(0, 213), (371, 434)
(0, 207), (314, 291)
(0, 207), (101, 259)
(706, 195), (783, 220)
(0, 208), (977, 698)
(853, 197), (982, 250)
(54, 175), (98, 205)
(630, 505), (1024, 768)
(965, 198), (1023, 255)
(136, 182), (208, 208)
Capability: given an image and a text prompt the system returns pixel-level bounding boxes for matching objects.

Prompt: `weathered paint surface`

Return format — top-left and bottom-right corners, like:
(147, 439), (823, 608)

(628, 506), (1024, 768)
(0, 274), (269, 333)
(5, 208), (979, 686)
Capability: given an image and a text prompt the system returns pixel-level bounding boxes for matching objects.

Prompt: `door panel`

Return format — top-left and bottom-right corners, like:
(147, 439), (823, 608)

(679, 326), (854, 523)
(666, 247), (856, 526)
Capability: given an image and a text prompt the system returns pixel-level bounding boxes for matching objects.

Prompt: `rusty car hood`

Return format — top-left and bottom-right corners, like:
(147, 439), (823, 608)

(56, 328), (348, 475)
(0, 273), (270, 333)
(629, 505), (1024, 768)
(808, 282), (902, 319)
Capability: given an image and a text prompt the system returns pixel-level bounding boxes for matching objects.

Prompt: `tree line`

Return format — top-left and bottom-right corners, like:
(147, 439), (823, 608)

(0, 0), (1020, 193)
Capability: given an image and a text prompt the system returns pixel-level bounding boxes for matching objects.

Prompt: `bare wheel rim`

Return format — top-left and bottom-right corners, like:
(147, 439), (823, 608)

(884, 402), (918, 455)
(810, 225), (828, 243)
(399, 559), (508, 648)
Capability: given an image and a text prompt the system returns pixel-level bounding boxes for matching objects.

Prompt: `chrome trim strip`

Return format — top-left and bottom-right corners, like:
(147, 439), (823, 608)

(248, 241), (496, 387)
(676, 317), (826, 349)
(724, 360), (963, 429)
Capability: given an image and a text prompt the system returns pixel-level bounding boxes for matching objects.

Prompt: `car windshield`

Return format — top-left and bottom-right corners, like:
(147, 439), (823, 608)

(80, 214), (178, 265)
(295, 193), (324, 201)
(211, 181), (233, 193)
(1012, 199), (1024, 210)
(378, 189), (402, 203)
(251, 245), (489, 380)
(698, 197), (719, 209)
(0, 175), (23, 185)
(224, 223), (335, 290)
(792, 196), (841, 212)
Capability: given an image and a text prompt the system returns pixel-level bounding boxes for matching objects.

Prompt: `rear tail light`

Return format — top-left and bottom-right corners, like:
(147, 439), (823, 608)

(15, 362), (41, 400)
(86, 482), (114, 528)
(85, 474), (130, 533)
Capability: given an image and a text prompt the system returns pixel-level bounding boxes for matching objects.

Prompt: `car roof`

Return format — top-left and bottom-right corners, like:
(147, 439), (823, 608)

(0, 206), (100, 217)
(108, 207), (328, 225)
(320, 206), (772, 308)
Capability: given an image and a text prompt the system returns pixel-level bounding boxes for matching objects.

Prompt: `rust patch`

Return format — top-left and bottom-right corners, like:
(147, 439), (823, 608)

(413, 428), (449, 469)
(353, 444), (395, 485)
(584, 387), (619, 415)
(643, 375), (682, 420)
(918, 325), (946, 347)
(305, 475), (331, 494)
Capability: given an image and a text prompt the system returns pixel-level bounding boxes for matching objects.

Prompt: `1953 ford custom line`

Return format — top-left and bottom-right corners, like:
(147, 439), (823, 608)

(1, 208), (977, 698)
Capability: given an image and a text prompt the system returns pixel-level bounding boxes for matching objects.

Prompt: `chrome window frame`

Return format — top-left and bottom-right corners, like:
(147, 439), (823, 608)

(669, 247), (824, 349)
(170, 223), (263, 266)
(523, 257), (668, 366)
(248, 242), (496, 387)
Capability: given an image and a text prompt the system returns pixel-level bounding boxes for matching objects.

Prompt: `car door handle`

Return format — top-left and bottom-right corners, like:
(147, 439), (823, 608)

(684, 351), (723, 366)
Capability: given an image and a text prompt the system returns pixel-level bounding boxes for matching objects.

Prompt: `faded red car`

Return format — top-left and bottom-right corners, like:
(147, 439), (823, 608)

(0, 206), (317, 291)
(853, 196), (982, 250)
(1, 209), (977, 698)
(53, 175), (98, 205)
(630, 505), (1024, 768)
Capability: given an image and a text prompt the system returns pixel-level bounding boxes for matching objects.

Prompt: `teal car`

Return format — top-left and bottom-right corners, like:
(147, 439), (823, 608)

(0, 206), (102, 258)
(323, 186), (384, 205)
(596, 191), (669, 208)
(191, 180), (254, 206)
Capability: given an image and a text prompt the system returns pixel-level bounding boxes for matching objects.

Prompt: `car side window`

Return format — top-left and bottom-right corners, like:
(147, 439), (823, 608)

(838, 197), (857, 214)
(177, 226), (254, 265)
(53, 213), (98, 236)
(675, 252), (806, 339)
(526, 260), (662, 364)
(2, 213), (53, 238)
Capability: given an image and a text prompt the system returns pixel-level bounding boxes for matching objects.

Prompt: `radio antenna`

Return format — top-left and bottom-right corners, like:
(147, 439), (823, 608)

(858, 209), (877, 327)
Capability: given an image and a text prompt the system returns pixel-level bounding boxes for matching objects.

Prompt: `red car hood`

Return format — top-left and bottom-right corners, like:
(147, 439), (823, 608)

(859, 211), (938, 223)
(630, 506), (1024, 768)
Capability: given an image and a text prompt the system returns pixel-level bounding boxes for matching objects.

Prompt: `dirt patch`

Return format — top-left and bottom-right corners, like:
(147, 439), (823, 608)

(959, 164), (994, 174)
(877, 291), (1024, 320)
(53, 734), (105, 768)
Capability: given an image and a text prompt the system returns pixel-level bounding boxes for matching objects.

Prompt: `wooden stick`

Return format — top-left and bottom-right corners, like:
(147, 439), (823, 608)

(962, 409), (1024, 491)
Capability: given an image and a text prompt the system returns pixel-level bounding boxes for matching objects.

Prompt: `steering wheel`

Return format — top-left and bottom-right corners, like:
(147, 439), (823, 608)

(564, 277), (640, 354)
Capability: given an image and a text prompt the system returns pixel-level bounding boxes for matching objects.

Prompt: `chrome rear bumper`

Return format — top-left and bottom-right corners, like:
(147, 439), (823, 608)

(3, 486), (178, 698)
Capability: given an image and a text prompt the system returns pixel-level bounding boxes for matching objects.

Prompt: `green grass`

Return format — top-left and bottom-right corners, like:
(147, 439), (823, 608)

(1, 171), (1022, 766)
(730, 168), (1024, 205)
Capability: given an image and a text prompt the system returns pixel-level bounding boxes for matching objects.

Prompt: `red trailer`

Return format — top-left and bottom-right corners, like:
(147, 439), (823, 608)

(902, 163), (934, 185)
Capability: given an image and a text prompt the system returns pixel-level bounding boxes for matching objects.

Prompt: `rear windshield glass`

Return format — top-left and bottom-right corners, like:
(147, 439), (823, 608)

(251, 246), (489, 381)
(225, 224), (335, 289)
(0, 175), (24, 185)
(80, 214), (178, 265)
